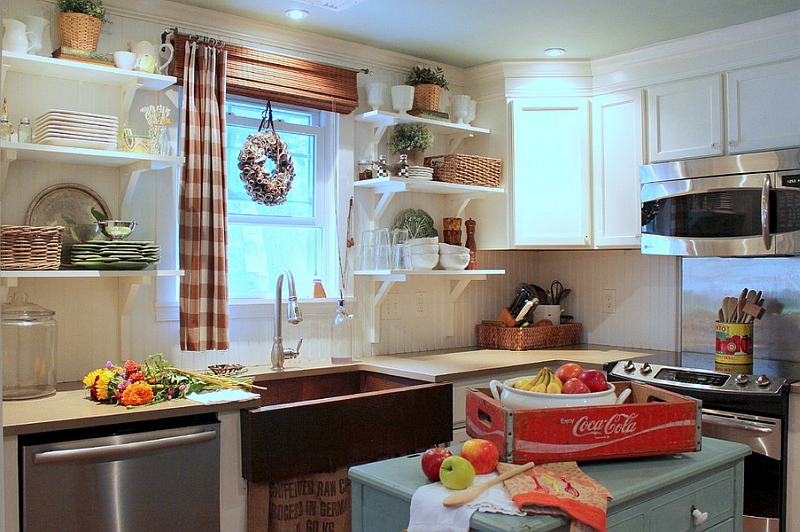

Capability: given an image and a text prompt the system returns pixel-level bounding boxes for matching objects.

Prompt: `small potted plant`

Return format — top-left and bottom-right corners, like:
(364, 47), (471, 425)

(388, 123), (434, 166)
(406, 66), (449, 112)
(57, 0), (109, 52)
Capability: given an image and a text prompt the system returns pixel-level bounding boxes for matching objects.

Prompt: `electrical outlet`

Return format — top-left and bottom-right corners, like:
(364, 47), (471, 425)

(415, 292), (428, 318)
(602, 289), (616, 314)
(382, 294), (402, 320)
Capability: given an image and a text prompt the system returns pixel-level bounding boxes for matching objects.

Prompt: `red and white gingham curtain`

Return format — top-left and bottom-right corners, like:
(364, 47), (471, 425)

(178, 41), (229, 351)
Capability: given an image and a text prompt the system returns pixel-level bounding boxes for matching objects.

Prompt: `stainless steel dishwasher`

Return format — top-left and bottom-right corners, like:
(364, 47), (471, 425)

(18, 413), (220, 532)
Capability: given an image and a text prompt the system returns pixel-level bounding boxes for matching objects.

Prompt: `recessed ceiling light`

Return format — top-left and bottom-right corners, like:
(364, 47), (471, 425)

(544, 48), (566, 57)
(285, 9), (309, 19)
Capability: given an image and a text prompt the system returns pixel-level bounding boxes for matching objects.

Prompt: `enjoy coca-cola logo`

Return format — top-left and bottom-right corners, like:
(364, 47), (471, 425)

(572, 412), (639, 437)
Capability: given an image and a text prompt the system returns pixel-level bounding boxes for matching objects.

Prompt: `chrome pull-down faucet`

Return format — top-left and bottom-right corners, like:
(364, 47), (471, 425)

(271, 269), (304, 371)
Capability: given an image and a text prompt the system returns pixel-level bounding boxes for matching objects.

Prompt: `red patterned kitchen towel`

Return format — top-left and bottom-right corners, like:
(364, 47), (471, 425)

(497, 461), (613, 532)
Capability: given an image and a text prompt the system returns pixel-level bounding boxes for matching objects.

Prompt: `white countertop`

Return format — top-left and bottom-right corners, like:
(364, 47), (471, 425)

(0, 345), (668, 436)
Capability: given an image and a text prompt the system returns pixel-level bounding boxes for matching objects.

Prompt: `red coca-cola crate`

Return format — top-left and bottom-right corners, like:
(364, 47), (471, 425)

(465, 382), (701, 464)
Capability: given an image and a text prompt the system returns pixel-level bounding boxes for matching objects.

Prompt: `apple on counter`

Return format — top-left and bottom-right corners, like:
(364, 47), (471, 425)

(460, 438), (500, 474)
(420, 447), (453, 481)
(439, 456), (476, 490)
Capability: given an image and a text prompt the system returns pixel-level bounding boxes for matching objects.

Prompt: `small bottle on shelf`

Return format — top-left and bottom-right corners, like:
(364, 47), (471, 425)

(0, 115), (13, 142)
(17, 117), (31, 143)
(330, 297), (353, 364)
(313, 278), (327, 298)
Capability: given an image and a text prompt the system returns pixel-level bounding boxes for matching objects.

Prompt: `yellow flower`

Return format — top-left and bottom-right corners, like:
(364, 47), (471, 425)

(94, 369), (116, 400)
(121, 381), (154, 406)
(82, 368), (104, 387)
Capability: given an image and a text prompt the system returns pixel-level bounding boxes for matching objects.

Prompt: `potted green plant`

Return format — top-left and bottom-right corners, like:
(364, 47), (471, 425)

(388, 123), (434, 166)
(405, 66), (449, 112)
(57, 0), (109, 52)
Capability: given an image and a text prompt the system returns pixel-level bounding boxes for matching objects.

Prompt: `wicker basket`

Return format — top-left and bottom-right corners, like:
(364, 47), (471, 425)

(412, 84), (442, 112)
(1, 225), (64, 270)
(424, 153), (502, 187)
(476, 323), (582, 351)
(58, 12), (102, 51)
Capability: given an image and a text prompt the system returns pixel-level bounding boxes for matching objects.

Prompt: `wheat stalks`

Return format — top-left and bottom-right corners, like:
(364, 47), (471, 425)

(172, 367), (268, 392)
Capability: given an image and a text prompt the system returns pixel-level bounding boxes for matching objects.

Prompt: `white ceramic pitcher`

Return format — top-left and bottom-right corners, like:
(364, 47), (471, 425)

(22, 15), (49, 56)
(127, 40), (175, 73)
(2, 19), (35, 54)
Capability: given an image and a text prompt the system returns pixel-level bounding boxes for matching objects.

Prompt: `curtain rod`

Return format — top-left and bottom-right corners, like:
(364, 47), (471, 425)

(161, 27), (371, 74)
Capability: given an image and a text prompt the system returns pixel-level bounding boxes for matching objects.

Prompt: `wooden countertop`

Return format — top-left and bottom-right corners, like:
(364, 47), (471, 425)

(1, 345), (668, 436)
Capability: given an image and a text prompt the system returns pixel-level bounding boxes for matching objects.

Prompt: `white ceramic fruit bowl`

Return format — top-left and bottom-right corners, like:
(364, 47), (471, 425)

(438, 243), (470, 254)
(411, 252), (438, 270)
(439, 253), (470, 270)
(489, 377), (617, 410)
(409, 244), (439, 254)
(408, 236), (439, 247)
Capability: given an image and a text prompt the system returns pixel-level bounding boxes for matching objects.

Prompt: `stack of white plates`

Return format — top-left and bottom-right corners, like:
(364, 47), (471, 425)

(406, 166), (434, 180)
(33, 109), (119, 150)
(70, 241), (161, 270)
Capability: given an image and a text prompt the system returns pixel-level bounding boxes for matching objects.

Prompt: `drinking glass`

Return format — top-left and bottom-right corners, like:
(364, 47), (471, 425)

(393, 243), (412, 270)
(375, 228), (391, 269)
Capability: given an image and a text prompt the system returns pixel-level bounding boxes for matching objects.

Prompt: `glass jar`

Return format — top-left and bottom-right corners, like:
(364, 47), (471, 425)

(2, 292), (57, 400)
(0, 115), (13, 142)
(18, 117), (31, 143)
(358, 159), (374, 181)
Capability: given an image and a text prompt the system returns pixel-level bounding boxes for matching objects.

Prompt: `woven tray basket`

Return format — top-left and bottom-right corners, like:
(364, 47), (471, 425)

(476, 323), (582, 351)
(412, 84), (443, 112)
(1, 225), (64, 270)
(58, 12), (102, 51)
(424, 153), (502, 188)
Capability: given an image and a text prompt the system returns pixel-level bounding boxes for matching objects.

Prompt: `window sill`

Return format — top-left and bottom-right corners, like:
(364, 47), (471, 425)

(155, 297), (355, 322)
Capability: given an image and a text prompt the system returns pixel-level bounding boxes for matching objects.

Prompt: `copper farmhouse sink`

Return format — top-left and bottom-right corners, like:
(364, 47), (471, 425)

(240, 371), (452, 482)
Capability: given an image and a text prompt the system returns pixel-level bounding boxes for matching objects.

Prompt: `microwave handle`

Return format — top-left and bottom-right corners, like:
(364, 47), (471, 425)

(762, 174), (771, 250)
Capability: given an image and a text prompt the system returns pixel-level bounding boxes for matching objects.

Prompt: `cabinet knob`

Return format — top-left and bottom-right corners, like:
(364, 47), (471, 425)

(729, 140), (737, 146)
(691, 506), (709, 525)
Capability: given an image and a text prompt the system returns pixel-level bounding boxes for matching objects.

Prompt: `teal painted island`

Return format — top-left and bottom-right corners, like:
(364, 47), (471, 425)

(349, 437), (749, 532)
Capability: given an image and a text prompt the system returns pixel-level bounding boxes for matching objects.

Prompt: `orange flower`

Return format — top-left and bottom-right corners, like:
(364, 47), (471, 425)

(120, 381), (154, 406)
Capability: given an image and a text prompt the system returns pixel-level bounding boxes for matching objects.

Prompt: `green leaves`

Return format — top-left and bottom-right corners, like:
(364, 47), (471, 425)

(388, 123), (434, 153)
(58, 0), (108, 22)
(406, 66), (449, 90)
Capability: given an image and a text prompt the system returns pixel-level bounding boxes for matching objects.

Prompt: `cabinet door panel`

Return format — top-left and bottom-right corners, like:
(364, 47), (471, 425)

(592, 90), (644, 248)
(511, 98), (590, 248)
(648, 76), (723, 162)
(727, 59), (800, 153)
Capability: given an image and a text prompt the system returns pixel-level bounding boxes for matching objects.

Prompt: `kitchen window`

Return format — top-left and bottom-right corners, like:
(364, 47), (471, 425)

(225, 97), (336, 299)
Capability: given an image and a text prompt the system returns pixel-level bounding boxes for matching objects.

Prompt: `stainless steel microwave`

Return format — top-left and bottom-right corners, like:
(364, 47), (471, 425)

(640, 148), (800, 256)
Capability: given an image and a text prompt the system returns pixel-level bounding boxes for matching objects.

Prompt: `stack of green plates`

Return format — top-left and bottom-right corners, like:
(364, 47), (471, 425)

(70, 241), (161, 270)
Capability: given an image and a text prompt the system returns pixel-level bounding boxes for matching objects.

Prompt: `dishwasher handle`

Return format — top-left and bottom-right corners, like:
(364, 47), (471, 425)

(701, 413), (773, 434)
(33, 430), (218, 464)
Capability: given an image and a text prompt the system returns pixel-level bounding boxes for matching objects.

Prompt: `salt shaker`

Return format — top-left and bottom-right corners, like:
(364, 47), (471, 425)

(18, 117), (31, 143)
(0, 115), (12, 142)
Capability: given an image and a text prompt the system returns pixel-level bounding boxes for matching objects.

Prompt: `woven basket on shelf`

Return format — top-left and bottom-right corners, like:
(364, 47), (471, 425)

(424, 153), (502, 188)
(1, 225), (64, 270)
(58, 12), (102, 51)
(476, 323), (582, 351)
(412, 84), (442, 112)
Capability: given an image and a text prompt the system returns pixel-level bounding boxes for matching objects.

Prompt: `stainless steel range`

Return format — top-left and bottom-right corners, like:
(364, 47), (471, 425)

(606, 359), (791, 532)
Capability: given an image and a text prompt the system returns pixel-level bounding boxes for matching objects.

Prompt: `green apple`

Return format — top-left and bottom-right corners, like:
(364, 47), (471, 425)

(439, 455), (476, 490)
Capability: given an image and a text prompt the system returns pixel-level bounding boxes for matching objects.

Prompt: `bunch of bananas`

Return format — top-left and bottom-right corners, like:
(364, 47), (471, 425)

(513, 367), (563, 394)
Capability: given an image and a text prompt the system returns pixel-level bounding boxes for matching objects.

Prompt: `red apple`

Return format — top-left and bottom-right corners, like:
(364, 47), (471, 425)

(578, 369), (609, 393)
(420, 447), (452, 481)
(562, 377), (591, 394)
(460, 438), (499, 474)
(555, 363), (584, 382)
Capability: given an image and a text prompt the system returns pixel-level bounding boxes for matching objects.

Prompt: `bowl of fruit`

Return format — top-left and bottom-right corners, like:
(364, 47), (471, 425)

(489, 364), (617, 410)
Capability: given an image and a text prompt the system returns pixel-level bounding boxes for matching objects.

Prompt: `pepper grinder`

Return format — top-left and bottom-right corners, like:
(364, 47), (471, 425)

(464, 218), (477, 270)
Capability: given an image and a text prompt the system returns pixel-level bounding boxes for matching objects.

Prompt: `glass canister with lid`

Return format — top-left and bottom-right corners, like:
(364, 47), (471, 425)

(2, 292), (57, 400)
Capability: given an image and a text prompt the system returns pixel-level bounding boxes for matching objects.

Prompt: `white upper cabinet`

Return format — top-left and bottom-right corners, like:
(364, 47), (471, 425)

(726, 59), (800, 154)
(511, 98), (591, 248)
(592, 90), (644, 248)
(647, 76), (724, 162)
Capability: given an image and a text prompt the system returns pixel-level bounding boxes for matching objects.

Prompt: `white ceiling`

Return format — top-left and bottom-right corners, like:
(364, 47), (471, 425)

(166, 0), (800, 68)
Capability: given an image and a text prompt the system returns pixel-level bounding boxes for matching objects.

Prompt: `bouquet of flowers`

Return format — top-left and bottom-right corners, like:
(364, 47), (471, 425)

(82, 353), (256, 407)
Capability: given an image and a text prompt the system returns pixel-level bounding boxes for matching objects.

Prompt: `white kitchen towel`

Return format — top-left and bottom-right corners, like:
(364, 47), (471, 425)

(407, 473), (525, 532)
(185, 389), (260, 404)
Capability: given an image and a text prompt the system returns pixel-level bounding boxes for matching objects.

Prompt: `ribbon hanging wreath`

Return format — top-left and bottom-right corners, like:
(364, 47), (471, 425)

(237, 102), (296, 206)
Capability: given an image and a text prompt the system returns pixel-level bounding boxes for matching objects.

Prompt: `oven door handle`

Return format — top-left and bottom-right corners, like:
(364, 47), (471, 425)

(702, 413), (773, 434)
(762, 173), (771, 250)
(32, 430), (218, 464)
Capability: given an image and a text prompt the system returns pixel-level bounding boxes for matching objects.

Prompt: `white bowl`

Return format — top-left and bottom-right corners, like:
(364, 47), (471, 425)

(408, 237), (439, 247)
(439, 253), (470, 270)
(438, 243), (470, 254)
(411, 252), (438, 270)
(489, 377), (617, 410)
(410, 244), (439, 254)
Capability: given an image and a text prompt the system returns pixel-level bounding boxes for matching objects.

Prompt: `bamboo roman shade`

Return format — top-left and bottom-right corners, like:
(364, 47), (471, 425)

(170, 33), (359, 114)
